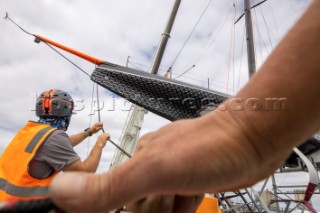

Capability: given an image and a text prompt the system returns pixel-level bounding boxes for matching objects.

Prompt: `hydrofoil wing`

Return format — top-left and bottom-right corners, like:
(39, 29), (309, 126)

(91, 63), (229, 121)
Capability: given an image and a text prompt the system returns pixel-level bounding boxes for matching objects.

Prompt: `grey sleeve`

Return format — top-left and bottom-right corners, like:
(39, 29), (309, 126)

(40, 130), (81, 171)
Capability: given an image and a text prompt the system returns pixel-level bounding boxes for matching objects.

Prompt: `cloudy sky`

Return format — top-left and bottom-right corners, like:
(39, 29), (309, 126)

(0, 0), (318, 210)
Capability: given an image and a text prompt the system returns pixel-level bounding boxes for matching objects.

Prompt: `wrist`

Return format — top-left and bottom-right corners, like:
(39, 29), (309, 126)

(203, 109), (266, 164)
(205, 102), (286, 168)
(84, 128), (93, 137)
(95, 141), (105, 149)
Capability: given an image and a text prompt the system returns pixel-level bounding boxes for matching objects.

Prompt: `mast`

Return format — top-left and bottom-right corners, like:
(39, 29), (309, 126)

(151, 0), (181, 75)
(244, 0), (257, 77)
(243, 1), (273, 212)
(110, 0), (182, 169)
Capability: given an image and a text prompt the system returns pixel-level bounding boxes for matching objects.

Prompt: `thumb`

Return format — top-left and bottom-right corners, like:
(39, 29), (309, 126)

(49, 156), (158, 213)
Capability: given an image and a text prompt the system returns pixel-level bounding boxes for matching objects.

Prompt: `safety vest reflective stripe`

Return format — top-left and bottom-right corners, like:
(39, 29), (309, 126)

(25, 126), (55, 153)
(0, 178), (48, 197)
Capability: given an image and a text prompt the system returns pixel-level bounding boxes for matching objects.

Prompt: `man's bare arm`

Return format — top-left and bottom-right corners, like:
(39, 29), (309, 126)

(69, 122), (103, 146)
(63, 133), (109, 173)
(50, 1), (320, 212)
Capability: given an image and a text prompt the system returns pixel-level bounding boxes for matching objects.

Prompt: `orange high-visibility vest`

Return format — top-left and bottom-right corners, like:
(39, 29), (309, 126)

(0, 121), (57, 201)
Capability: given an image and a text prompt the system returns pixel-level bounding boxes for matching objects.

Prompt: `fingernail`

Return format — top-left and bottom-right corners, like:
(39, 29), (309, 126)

(49, 173), (86, 199)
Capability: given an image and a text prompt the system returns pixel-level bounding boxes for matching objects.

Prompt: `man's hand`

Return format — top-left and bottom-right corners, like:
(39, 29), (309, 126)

(96, 133), (110, 148)
(89, 122), (104, 135)
(49, 115), (272, 213)
(69, 122), (104, 146)
(49, 1), (320, 212)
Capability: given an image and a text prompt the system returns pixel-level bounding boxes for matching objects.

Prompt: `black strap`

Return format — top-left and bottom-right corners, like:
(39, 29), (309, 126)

(0, 198), (64, 213)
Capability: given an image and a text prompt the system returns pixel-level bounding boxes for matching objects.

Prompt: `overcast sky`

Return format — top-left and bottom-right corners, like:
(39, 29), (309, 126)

(0, 0), (318, 210)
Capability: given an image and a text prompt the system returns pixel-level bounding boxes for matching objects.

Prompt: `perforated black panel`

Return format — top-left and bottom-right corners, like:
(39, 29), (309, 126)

(91, 63), (229, 121)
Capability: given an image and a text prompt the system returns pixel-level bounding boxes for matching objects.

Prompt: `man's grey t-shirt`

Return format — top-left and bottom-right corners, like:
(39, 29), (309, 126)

(28, 130), (80, 179)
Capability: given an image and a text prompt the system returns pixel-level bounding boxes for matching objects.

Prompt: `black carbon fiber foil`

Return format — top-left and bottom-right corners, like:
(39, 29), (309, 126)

(91, 63), (229, 121)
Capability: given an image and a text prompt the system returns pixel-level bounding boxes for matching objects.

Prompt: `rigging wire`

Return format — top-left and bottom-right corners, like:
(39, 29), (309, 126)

(257, 4), (274, 49)
(4, 12), (34, 36)
(96, 83), (103, 127)
(238, 21), (246, 91)
(194, 8), (233, 65)
(126, 7), (234, 90)
(171, 0), (213, 67)
(168, 0), (213, 76)
(4, 12), (131, 158)
(44, 39), (132, 157)
(277, 173), (289, 188)
(41, 41), (91, 77)
(128, 56), (236, 92)
(127, 56), (169, 75)
(188, 8), (233, 87)
(232, 0), (238, 95)
(94, 83), (132, 158)
(127, 56), (169, 74)
(249, 0), (260, 75)
(173, 65), (196, 80)
(206, 9), (232, 52)
(251, 0), (279, 68)
(87, 82), (96, 156)
(250, 1), (259, 72)
(227, 1), (236, 94)
(127, 55), (152, 64)
(128, 60), (151, 69)
(252, 8), (267, 65)
(40, 42), (132, 159)
(232, 0), (240, 95)
(175, 75), (237, 92)
(268, 0), (280, 41)
(4, 12), (91, 77)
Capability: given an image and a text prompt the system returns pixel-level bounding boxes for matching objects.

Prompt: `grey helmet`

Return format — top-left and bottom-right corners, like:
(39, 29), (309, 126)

(36, 89), (74, 118)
